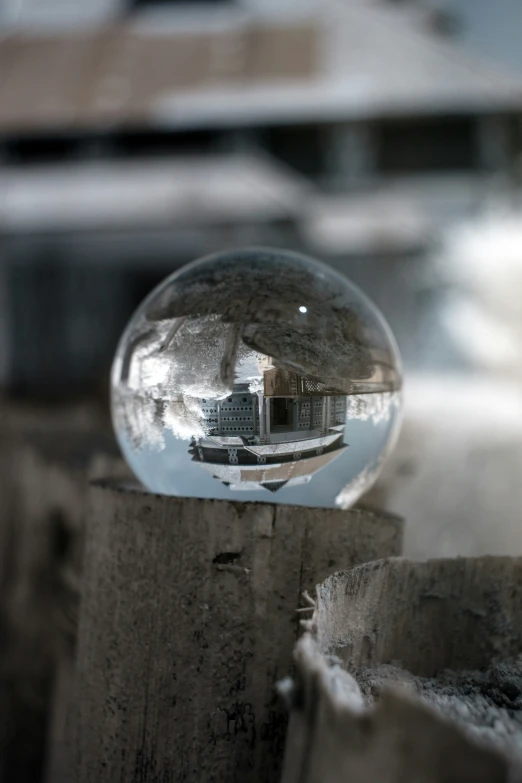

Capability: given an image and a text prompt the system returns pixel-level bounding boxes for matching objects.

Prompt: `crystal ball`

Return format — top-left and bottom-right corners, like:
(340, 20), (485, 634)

(111, 247), (402, 508)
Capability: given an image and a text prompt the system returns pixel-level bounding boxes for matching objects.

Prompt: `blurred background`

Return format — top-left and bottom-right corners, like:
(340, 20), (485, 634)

(2, 1), (522, 780)
(2, 0), (522, 558)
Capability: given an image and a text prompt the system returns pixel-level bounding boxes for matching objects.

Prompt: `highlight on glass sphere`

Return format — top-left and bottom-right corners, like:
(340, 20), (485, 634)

(111, 247), (402, 509)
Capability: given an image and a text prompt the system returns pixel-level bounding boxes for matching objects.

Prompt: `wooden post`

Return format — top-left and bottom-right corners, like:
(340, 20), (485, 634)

(281, 557), (522, 783)
(0, 403), (124, 783)
(68, 482), (403, 783)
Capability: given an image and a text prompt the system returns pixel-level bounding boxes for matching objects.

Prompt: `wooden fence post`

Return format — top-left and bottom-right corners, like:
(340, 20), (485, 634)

(68, 481), (403, 783)
(0, 404), (122, 783)
(281, 557), (522, 783)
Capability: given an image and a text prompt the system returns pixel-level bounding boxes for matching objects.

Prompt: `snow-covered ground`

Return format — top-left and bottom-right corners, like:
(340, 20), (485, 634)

(368, 204), (522, 557)
(437, 208), (522, 377)
(369, 207), (522, 558)
(368, 374), (522, 559)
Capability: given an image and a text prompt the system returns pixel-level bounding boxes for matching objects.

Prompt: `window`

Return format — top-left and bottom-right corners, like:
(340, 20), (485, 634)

(271, 398), (292, 427)
(262, 125), (325, 178)
(4, 134), (82, 166)
(376, 117), (477, 174)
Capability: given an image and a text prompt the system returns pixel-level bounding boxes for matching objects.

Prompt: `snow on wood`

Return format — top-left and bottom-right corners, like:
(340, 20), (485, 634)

(281, 556), (522, 783)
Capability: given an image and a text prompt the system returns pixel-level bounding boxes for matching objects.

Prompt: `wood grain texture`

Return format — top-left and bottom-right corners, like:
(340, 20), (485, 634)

(313, 557), (522, 674)
(0, 405), (123, 783)
(68, 481), (403, 783)
(281, 557), (522, 783)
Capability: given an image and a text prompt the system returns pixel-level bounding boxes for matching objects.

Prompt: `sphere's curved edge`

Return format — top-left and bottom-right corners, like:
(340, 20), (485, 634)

(110, 246), (403, 509)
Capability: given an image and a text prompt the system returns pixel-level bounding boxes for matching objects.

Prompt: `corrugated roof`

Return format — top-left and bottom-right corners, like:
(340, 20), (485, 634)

(152, 1), (522, 127)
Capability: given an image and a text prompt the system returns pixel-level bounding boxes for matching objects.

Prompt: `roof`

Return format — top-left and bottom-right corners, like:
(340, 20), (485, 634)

(301, 192), (430, 256)
(0, 21), (317, 133)
(1, 2), (522, 135)
(244, 431), (342, 456)
(151, 1), (522, 127)
(228, 476), (312, 492)
(0, 153), (308, 233)
(196, 444), (347, 485)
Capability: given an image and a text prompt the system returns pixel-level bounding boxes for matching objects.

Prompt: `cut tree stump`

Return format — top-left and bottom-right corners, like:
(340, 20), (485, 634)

(281, 557), (522, 783)
(67, 481), (403, 783)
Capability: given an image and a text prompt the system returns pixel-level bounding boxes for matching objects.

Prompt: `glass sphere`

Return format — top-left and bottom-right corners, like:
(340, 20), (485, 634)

(111, 247), (402, 508)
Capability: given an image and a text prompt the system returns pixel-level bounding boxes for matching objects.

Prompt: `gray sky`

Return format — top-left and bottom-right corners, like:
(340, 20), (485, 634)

(444, 0), (522, 74)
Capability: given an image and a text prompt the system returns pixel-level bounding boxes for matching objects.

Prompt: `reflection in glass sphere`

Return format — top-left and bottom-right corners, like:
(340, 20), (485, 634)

(111, 248), (402, 508)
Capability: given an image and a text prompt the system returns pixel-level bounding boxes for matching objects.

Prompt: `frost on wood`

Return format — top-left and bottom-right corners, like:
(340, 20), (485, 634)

(355, 661), (522, 757)
(281, 557), (522, 783)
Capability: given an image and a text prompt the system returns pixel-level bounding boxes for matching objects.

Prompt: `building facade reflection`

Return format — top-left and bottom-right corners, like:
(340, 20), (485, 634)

(189, 372), (347, 493)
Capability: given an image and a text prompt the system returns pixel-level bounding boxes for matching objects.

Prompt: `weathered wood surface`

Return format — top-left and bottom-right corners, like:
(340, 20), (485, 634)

(0, 404), (123, 783)
(281, 557), (522, 783)
(68, 481), (403, 783)
(312, 557), (522, 673)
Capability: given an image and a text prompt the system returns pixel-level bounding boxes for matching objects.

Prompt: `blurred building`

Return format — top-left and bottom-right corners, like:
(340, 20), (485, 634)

(2, 0), (522, 395)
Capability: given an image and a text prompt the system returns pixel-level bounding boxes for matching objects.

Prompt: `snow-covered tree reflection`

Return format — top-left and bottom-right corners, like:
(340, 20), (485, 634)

(346, 391), (401, 425)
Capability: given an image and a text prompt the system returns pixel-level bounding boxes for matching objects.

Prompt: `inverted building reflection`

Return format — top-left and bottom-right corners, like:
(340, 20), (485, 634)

(189, 369), (348, 493)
